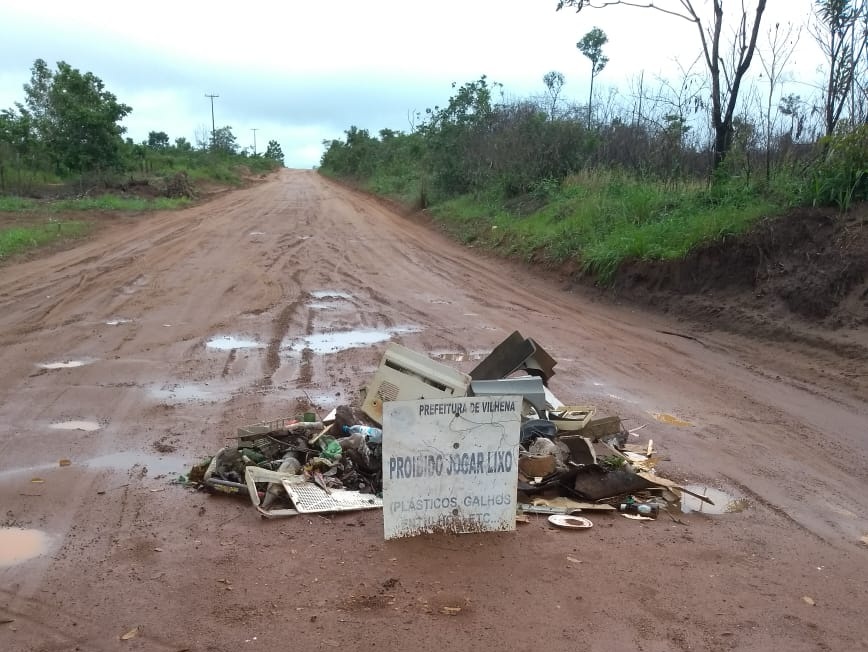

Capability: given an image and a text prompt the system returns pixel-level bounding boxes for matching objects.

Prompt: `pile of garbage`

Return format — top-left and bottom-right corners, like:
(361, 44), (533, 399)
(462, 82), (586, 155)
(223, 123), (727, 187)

(187, 330), (709, 522)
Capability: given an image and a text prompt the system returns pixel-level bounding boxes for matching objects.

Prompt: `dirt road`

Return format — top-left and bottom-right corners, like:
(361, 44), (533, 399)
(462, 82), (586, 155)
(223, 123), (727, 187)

(1, 169), (866, 652)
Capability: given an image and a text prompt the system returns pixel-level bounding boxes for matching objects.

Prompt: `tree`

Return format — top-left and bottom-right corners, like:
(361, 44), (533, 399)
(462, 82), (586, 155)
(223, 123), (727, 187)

(558, 0), (769, 170)
(264, 139), (284, 165)
(147, 131), (170, 149)
(577, 27), (609, 128)
(420, 76), (502, 193)
(543, 70), (566, 120)
(811, 0), (868, 136)
(778, 93), (808, 140)
(758, 22), (800, 181)
(211, 125), (238, 154)
(19, 59), (131, 175)
(174, 137), (193, 152)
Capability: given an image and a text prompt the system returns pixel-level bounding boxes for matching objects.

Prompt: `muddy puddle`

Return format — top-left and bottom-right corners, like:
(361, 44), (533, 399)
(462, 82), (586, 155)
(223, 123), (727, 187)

(310, 290), (352, 300)
(206, 335), (264, 351)
(651, 412), (693, 427)
(149, 383), (217, 403)
(84, 451), (186, 476)
(50, 420), (101, 431)
(286, 326), (419, 354)
(682, 485), (749, 514)
(121, 274), (149, 295)
(0, 450), (187, 480)
(38, 359), (94, 370)
(0, 528), (51, 567)
(308, 301), (342, 310)
(0, 462), (57, 480)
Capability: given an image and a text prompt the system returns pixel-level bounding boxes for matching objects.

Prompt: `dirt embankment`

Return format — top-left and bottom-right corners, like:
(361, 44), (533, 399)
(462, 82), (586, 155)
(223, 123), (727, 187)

(608, 205), (868, 352)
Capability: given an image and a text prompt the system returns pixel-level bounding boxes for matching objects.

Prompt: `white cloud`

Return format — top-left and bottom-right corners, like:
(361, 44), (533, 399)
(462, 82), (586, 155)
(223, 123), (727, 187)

(0, 0), (825, 168)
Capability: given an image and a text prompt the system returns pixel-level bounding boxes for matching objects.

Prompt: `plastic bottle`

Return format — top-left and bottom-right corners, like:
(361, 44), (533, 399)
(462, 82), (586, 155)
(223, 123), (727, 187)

(342, 424), (382, 443)
(619, 502), (659, 518)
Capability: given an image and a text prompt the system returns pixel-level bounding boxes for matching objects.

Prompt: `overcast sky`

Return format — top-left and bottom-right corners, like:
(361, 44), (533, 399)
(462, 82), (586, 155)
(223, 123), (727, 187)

(0, 0), (822, 168)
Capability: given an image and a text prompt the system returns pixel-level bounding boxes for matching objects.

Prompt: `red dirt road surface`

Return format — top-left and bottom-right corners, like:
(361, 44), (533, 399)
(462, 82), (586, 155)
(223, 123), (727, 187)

(1, 170), (867, 652)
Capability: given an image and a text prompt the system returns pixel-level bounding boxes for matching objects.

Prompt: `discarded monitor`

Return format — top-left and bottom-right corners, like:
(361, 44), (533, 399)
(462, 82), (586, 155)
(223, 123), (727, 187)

(361, 343), (471, 424)
(469, 330), (557, 385)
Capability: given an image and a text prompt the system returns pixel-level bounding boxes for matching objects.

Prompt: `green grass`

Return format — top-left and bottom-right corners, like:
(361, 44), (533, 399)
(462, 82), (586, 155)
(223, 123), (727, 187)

(0, 221), (91, 259)
(429, 169), (789, 282)
(0, 197), (36, 211)
(0, 196), (190, 212)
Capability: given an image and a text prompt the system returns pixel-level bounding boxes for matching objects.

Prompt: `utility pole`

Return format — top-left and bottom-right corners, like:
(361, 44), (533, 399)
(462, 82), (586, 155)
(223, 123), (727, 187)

(204, 93), (219, 149)
(251, 128), (259, 156)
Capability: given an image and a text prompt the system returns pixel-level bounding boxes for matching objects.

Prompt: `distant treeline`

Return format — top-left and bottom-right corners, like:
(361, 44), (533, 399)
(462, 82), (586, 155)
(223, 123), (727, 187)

(320, 75), (868, 211)
(0, 59), (285, 195)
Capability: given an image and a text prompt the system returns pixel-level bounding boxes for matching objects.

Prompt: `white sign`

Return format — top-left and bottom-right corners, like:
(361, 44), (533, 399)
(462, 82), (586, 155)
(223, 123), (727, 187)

(382, 396), (520, 539)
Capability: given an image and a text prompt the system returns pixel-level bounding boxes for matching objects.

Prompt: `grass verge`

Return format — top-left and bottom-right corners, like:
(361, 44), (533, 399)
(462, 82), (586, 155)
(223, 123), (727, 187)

(0, 196), (191, 212)
(427, 169), (789, 282)
(0, 221), (91, 259)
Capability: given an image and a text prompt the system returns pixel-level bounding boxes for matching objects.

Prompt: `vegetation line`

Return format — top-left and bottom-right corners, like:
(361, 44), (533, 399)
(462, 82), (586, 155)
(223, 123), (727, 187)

(0, 221), (90, 259)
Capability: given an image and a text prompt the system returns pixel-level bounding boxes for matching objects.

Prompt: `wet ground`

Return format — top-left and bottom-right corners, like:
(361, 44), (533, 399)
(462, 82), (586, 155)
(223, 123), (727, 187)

(1, 170), (867, 651)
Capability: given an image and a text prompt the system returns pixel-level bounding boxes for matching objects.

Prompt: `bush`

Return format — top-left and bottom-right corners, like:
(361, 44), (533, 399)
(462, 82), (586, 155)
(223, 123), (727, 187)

(809, 125), (868, 211)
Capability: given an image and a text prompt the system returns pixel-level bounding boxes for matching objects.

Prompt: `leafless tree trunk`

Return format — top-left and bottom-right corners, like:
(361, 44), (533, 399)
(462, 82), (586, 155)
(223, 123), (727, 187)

(811, 0), (868, 136)
(758, 21), (800, 181)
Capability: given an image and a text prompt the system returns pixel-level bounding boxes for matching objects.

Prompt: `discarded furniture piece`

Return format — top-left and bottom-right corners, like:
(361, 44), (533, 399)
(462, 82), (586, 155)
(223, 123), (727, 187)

(469, 330), (557, 386)
(470, 376), (547, 415)
(361, 343), (471, 424)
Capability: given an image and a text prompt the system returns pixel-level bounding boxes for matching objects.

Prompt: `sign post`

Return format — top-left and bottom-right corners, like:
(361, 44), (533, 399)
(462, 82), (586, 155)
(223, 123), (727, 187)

(382, 396), (520, 539)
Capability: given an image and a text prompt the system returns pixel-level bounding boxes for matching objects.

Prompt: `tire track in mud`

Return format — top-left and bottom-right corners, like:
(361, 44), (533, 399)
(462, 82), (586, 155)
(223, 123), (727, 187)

(263, 293), (305, 384)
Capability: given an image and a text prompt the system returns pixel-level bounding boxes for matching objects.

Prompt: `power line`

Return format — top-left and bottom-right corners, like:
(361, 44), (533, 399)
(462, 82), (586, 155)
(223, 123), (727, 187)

(204, 93), (219, 149)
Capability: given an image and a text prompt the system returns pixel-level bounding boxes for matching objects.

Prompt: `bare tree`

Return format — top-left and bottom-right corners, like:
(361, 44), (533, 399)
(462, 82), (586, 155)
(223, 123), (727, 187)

(628, 70), (648, 126)
(557, 0), (769, 170)
(811, 0), (868, 136)
(854, 2), (868, 122)
(543, 70), (567, 120)
(758, 22), (801, 181)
